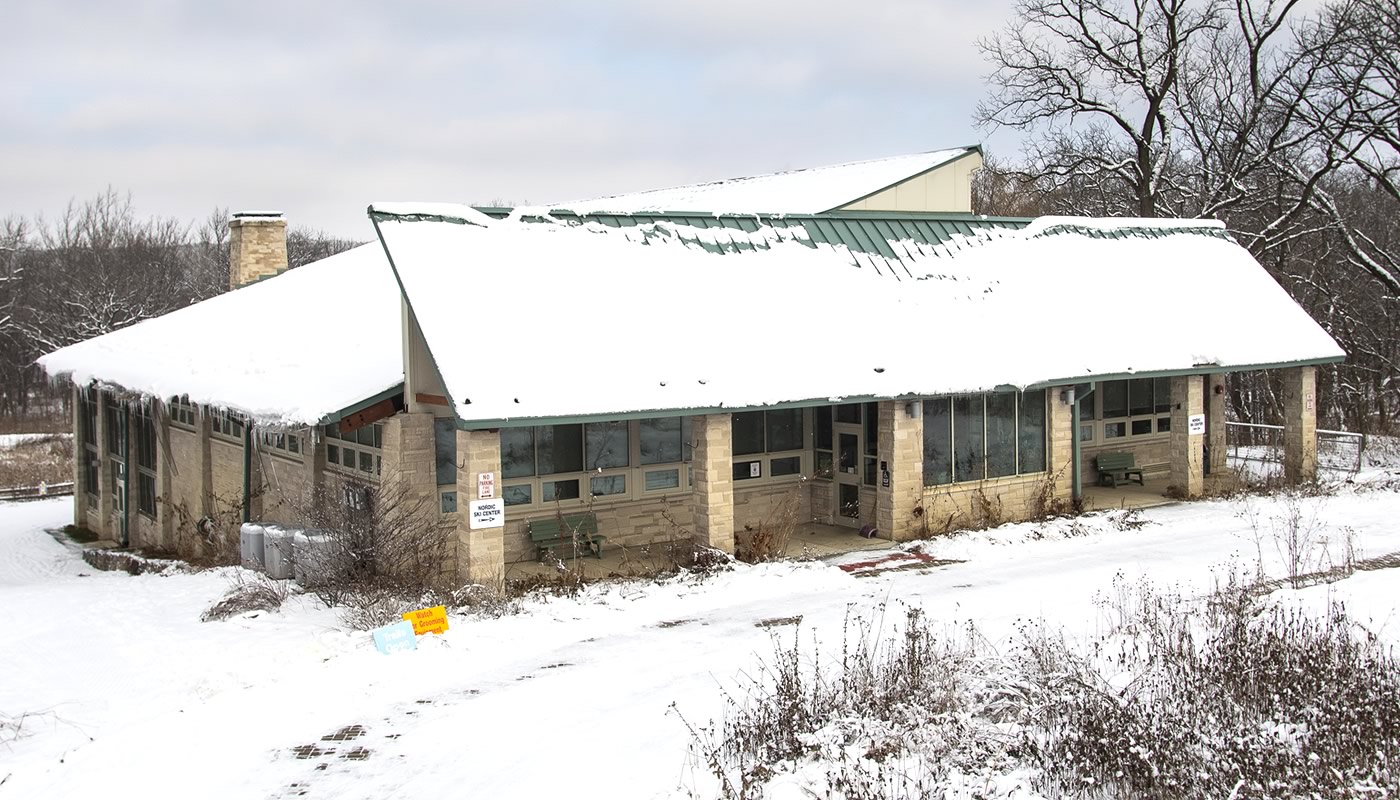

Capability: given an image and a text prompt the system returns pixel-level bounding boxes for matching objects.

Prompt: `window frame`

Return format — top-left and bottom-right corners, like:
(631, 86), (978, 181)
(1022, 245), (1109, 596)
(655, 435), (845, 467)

(922, 391), (1048, 488)
(323, 421), (383, 480)
(731, 408), (808, 486)
(1086, 378), (1173, 442)
(501, 416), (695, 509)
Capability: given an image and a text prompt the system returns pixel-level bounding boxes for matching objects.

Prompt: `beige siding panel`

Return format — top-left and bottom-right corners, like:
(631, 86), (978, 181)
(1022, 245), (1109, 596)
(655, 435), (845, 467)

(838, 154), (981, 213)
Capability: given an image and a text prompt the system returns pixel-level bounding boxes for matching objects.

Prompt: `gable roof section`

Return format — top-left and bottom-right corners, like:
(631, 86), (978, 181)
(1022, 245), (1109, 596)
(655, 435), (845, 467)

(542, 147), (980, 215)
(369, 205), (1344, 427)
(37, 243), (404, 427)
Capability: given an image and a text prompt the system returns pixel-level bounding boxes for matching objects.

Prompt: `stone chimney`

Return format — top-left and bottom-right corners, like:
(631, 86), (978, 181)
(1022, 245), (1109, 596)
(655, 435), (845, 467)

(228, 211), (288, 289)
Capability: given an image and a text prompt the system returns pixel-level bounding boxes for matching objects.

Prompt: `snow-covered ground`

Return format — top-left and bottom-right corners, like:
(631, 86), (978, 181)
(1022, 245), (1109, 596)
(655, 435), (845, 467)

(3, 475), (1399, 799)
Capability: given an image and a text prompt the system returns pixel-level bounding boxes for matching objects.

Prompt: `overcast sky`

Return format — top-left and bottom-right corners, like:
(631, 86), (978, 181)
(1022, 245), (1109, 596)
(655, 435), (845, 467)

(3, 0), (1023, 239)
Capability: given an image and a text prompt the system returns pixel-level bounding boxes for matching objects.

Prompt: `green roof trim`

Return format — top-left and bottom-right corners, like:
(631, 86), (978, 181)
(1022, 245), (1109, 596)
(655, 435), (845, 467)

(316, 382), (406, 426)
(470, 208), (1032, 261)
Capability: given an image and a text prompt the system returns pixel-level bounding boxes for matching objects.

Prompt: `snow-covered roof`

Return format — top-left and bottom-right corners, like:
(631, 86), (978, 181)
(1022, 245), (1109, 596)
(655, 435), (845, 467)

(542, 147), (979, 215)
(369, 206), (1344, 426)
(37, 244), (403, 427)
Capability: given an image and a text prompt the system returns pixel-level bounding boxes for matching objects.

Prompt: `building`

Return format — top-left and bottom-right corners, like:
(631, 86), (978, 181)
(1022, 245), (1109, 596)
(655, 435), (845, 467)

(38, 146), (1344, 586)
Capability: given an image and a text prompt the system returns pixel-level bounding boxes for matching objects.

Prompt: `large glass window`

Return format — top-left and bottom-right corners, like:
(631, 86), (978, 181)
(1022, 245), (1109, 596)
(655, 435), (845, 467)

(953, 396), (986, 483)
(434, 418), (456, 486)
(322, 421), (383, 479)
(732, 409), (806, 482)
(1091, 378), (1174, 440)
(585, 421), (629, 470)
(923, 399), (952, 486)
(985, 392), (1018, 478)
(501, 428), (535, 478)
(732, 411), (766, 456)
(501, 416), (688, 506)
(538, 424), (583, 475)
(1019, 389), (1047, 474)
(135, 405), (157, 518)
(923, 392), (1047, 486)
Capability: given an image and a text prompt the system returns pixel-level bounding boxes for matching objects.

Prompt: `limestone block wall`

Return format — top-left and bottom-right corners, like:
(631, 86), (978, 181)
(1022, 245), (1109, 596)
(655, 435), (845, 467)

(210, 437), (247, 520)
(692, 414), (735, 552)
(257, 451), (312, 524)
(1283, 366), (1318, 483)
(876, 400), (923, 542)
(455, 429), (505, 587)
(501, 494), (698, 564)
(918, 472), (1058, 535)
(1170, 375), (1205, 497)
(733, 481), (810, 532)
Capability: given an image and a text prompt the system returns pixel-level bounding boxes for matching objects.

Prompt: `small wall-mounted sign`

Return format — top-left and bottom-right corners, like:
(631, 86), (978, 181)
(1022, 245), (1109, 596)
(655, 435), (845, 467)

(1305, 393), (1314, 412)
(372, 620), (419, 654)
(1188, 414), (1206, 436)
(469, 498), (505, 529)
(402, 605), (449, 636)
(477, 471), (496, 499)
(749, 462), (761, 478)
(881, 469), (890, 488)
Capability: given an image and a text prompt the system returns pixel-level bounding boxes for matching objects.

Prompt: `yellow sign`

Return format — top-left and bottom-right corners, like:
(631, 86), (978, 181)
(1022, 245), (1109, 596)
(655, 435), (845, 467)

(402, 605), (449, 636)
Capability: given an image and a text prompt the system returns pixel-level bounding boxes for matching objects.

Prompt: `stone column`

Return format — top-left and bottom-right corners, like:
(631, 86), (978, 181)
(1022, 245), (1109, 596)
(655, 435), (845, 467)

(156, 404), (173, 550)
(1206, 374), (1228, 475)
(1282, 366), (1318, 483)
(692, 413), (734, 552)
(1048, 388), (1075, 505)
(455, 428), (504, 589)
(1169, 375), (1205, 497)
(876, 400), (923, 541)
(381, 413), (437, 512)
(195, 407), (212, 522)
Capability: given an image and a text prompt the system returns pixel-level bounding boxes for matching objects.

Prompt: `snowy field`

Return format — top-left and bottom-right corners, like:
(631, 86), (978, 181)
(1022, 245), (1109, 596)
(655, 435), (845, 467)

(3, 471), (1399, 799)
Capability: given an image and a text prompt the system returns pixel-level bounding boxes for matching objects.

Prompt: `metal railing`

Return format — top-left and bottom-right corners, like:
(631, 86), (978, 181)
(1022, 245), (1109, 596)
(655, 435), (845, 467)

(1225, 421), (1366, 474)
(0, 481), (75, 502)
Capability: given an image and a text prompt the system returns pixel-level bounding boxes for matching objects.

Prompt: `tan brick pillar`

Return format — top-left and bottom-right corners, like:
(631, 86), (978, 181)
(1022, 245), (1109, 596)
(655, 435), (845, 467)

(876, 401), (923, 541)
(195, 406), (212, 522)
(455, 428), (504, 589)
(1170, 375), (1205, 497)
(692, 413), (734, 552)
(381, 412), (437, 510)
(1048, 388), (1074, 504)
(1206, 374), (1228, 475)
(1282, 366), (1318, 483)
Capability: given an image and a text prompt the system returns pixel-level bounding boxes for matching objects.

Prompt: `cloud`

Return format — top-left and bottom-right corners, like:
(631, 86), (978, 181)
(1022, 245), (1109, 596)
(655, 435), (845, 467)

(2, 0), (1019, 237)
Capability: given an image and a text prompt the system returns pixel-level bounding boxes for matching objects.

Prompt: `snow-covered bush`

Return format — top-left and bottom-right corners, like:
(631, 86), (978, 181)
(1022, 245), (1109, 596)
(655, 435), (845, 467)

(680, 580), (1400, 798)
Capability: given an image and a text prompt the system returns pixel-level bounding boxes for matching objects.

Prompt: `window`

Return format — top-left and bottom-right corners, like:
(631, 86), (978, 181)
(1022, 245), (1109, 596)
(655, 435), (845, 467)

(1089, 378), (1173, 441)
(135, 405), (157, 518)
(434, 418), (457, 486)
(923, 391), (1047, 487)
(80, 393), (99, 502)
(105, 394), (127, 512)
(260, 430), (304, 460)
(731, 409), (806, 482)
(502, 417), (692, 506)
(322, 421), (383, 479)
(211, 408), (245, 441)
(169, 396), (196, 429)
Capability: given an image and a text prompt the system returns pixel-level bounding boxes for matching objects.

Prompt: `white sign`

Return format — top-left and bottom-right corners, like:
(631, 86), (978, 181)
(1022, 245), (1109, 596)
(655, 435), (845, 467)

(1306, 393), (1314, 412)
(1188, 414), (1206, 436)
(468, 498), (505, 529)
(477, 471), (496, 499)
(749, 462), (761, 478)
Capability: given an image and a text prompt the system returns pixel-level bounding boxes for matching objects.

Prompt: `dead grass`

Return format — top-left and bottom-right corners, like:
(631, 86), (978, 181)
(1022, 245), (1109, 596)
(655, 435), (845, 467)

(0, 435), (73, 489)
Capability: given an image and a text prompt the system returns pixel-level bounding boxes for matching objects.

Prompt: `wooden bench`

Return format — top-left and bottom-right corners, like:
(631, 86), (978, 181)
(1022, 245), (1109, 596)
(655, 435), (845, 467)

(1096, 452), (1145, 487)
(527, 513), (606, 560)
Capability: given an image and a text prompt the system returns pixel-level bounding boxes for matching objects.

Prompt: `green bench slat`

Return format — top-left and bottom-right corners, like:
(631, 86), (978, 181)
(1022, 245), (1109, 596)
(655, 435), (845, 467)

(1095, 452), (1145, 487)
(527, 513), (605, 559)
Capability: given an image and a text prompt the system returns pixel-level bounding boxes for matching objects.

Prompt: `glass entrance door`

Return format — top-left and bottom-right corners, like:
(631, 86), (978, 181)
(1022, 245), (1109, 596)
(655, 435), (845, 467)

(833, 404), (863, 527)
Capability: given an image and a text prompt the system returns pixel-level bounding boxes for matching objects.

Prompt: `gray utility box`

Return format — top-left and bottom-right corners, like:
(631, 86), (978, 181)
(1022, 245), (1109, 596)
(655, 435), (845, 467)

(262, 524), (295, 580)
(293, 530), (338, 586)
(239, 523), (266, 569)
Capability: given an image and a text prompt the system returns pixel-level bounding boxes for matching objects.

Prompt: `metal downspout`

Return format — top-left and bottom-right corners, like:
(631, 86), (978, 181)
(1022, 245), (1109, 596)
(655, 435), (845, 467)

(243, 424), (253, 524)
(1071, 390), (1082, 505)
(1071, 381), (1094, 506)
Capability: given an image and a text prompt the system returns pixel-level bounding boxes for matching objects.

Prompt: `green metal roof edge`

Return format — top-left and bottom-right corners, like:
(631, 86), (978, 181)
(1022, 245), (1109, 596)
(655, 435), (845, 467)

(458, 356), (1345, 429)
(818, 145), (984, 214)
(473, 206), (1030, 225)
(316, 382), (406, 426)
(1026, 356), (1346, 390)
